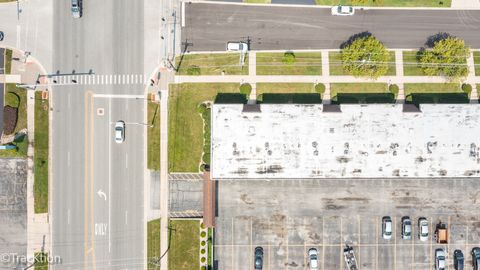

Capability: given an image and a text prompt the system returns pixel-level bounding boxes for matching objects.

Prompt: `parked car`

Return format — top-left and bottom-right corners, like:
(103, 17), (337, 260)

(226, 42), (248, 53)
(71, 0), (82, 18)
(382, 216), (392, 240)
(115, 121), (125, 143)
(0, 31), (4, 41)
(418, 217), (429, 241)
(435, 248), (446, 270)
(308, 248), (318, 270)
(331, 5), (355, 16)
(255, 246), (263, 270)
(454, 249), (464, 270)
(472, 247), (480, 270)
(401, 216), (412, 240)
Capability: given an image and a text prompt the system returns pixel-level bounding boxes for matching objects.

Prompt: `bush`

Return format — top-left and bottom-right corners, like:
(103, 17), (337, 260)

(201, 249), (206, 254)
(197, 103), (207, 114)
(314, 83), (325, 94)
(201, 267), (206, 270)
(201, 257), (206, 263)
(201, 240), (206, 246)
(462, 83), (472, 95)
(389, 84), (399, 95)
(186, 65), (201, 75)
(282, 52), (296, 65)
(239, 83), (252, 96)
(201, 231), (207, 238)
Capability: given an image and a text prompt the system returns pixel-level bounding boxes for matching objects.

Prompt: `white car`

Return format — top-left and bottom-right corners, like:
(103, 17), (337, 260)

(226, 42), (248, 53)
(308, 248), (318, 270)
(331, 5), (355, 16)
(115, 121), (125, 143)
(382, 216), (392, 240)
(435, 248), (446, 270)
(418, 217), (429, 241)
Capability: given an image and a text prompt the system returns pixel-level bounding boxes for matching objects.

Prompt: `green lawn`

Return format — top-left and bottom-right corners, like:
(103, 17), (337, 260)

(403, 51), (427, 76)
(0, 84), (28, 158)
(315, 0), (450, 7)
(34, 252), (48, 270)
(329, 51), (396, 76)
(34, 92), (49, 213)
(147, 219), (161, 270)
(168, 220), (200, 270)
(404, 83), (467, 104)
(330, 83), (393, 103)
(168, 83), (241, 172)
(175, 53), (249, 75)
(5, 49), (12, 74)
(474, 52), (480, 76)
(256, 52), (322, 75)
(256, 83), (320, 103)
(147, 101), (160, 171)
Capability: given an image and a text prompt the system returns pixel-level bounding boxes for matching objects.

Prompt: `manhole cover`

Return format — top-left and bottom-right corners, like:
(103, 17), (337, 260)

(97, 108), (104, 116)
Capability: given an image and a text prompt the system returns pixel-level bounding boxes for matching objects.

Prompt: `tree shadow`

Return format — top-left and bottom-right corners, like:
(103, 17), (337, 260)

(259, 93), (322, 104)
(340, 31), (373, 49)
(332, 93), (395, 104)
(405, 93), (469, 105)
(424, 32), (453, 48)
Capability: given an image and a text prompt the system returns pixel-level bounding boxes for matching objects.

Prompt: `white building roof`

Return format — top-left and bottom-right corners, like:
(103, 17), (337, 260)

(211, 104), (480, 179)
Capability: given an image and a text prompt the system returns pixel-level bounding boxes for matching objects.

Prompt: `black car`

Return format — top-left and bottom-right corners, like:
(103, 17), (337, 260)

(0, 31), (4, 41)
(454, 250), (464, 270)
(472, 247), (480, 270)
(255, 246), (263, 270)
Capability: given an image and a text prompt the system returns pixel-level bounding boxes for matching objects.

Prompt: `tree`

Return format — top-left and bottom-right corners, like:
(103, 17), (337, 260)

(419, 37), (470, 79)
(341, 35), (390, 78)
(282, 52), (296, 65)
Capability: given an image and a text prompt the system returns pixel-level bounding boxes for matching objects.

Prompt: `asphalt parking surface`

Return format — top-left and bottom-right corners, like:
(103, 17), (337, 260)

(214, 178), (480, 270)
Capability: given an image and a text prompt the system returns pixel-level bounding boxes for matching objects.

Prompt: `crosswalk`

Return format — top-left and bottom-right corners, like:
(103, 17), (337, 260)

(49, 74), (151, 86)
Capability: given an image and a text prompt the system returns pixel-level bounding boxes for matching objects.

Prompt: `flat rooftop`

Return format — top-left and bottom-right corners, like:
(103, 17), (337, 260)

(211, 104), (480, 179)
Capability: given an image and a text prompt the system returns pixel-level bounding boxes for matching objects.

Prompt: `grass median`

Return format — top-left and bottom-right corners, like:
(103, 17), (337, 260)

(329, 51), (396, 76)
(34, 92), (49, 213)
(147, 219), (161, 270)
(147, 101), (160, 171)
(168, 220), (200, 270)
(168, 83), (241, 172)
(474, 52), (480, 76)
(5, 48), (13, 74)
(0, 84), (28, 158)
(175, 53), (249, 75)
(256, 52), (322, 75)
(314, 0), (450, 7)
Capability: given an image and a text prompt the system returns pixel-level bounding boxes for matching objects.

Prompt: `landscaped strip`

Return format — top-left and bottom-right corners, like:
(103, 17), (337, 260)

(245, 0), (271, 2)
(207, 228), (214, 270)
(34, 92), (49, 214)
(329, 51), (396, 76)
(330, 83), (393, 103)
(404, 83), (467, 104)
(474, 52), (480, 76)
(34, 252), (48, 270)
(403, 51), (425, 76)
(147, 101), (160, 171)
(175, 53), (249, 75)
(168, 220), (200, 270)
(5, 48), (12, 74)
(256, 52), (322, 75)
(198, 103), (211, 170)
(168, 83), (241, 172)
(256, 83), (320, 103)
(314, 0), (450, 7)
(147, 219), (161, 270)
(0, 84), (28, 158)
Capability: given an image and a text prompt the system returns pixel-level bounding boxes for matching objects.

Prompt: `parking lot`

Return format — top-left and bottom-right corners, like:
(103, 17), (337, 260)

(214, 178), (480, 270)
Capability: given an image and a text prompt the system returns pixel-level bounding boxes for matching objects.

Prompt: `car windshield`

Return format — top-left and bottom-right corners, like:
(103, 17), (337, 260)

(116, 127), (122, 131)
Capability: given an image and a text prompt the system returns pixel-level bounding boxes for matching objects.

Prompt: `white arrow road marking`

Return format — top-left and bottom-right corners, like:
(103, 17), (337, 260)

(97, 189), (107, 201)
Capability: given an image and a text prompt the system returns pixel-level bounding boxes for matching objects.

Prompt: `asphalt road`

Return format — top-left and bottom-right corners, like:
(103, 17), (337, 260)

(51, 1), (145, 269)
(183, 3), (480, 51)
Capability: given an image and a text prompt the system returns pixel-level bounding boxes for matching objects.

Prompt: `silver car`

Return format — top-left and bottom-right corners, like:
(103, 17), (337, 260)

(418, 217), (429, 241)
(436, 248), (446, 270)
(402, 216), (412, 240)
(382, 216), (392, 240)
(71, 0), (82, 18)
(331, 6), (355, 16)
(308, 248), (318, 270)
(226, 42), (248, 53)
(115, 121), (125, 143)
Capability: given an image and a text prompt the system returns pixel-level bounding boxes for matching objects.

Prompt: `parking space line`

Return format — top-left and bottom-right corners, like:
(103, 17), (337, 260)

(375, 217), (378, 270)
(250, 217), (253, 270)
(430, 218), (433, 270)
(411, 218), (415, 270)
(303, 217), (307, 269)
(358, 215), (361, 268)
(267, 245), (270, 270)
(322, 217), (325, 270)
(394, 216), (397, 270)
(285, 216), (289, 270)
(448, 216), (451, 253)
(340, 216), (343, 270)
(231, 217), (234, 270)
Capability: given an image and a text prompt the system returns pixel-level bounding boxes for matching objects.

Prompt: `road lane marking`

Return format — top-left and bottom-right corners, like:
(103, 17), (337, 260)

(92, 94), (144, 99)
(126, 153), (128, 169)
(67, 151), (70, 167)
(108, 98), (112, 253)
(125, 211), (128, 225)
(67, 209), (71, 225)
(16, 25), (21, 48)
(84, 91), (92, 268)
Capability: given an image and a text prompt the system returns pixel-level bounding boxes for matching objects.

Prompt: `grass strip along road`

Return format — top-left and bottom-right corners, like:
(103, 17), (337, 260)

(34, 92), (49, 213)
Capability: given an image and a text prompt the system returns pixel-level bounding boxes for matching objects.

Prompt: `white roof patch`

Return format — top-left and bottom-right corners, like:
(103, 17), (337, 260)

(211, 104), (480, 179)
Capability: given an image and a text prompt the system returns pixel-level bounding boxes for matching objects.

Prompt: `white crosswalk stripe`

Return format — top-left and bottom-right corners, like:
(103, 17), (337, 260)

(48, 74), (148, 86)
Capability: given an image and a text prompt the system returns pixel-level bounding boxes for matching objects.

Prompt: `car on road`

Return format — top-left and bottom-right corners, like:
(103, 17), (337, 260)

(382, 216), (392, 240)
(472, 247), (480, 270)
(115, 121), (125, 143)
(331, 5), (355, 16)
(308, 248), (318, 270)
(226, 42), (248, 53)
(401, 216), (412, 240)
(435, 249), (446, 270)
(0, 31), (4, 41)
(255, 247), (263, 270)
(418, 217), (429, 241)
(454, 250), (464, 270)
(71, 0), (82, 18)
